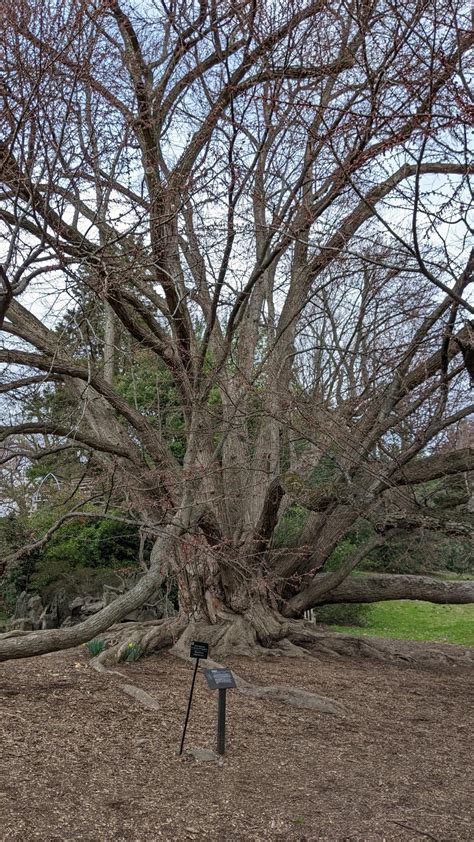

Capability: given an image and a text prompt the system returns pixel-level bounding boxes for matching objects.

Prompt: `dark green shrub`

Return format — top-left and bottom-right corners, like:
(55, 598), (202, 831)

(316, 602), (370, 627)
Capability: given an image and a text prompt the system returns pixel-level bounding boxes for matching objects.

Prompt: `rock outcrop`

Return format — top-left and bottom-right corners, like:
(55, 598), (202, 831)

(7, 581), (176, 631)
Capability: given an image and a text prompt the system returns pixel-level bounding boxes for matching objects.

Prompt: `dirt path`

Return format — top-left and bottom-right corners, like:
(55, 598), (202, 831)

(0, 645), (472, 841)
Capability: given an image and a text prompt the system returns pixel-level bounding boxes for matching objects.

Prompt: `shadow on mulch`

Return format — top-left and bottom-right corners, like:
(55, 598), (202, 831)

(0, 644), (472, 841)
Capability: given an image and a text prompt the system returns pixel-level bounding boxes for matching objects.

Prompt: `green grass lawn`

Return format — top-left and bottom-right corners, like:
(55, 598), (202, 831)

(332, 600), (474, 646)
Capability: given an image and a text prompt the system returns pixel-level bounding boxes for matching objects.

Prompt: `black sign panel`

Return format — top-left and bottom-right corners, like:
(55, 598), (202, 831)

(204, 668), (236, 690)
(190, 641), (209, 660)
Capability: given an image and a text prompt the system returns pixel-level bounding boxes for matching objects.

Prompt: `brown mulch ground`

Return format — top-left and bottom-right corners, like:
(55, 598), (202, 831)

(0, 644), (472, 841)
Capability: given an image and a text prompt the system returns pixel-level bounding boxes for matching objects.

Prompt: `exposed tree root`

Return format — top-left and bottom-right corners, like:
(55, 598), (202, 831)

(82, 610), (474, 713)
(86, 617), (186, 712)
(238, 684), (345, 714)
(4, 607), (468, 719)
(87, 611), (473, 675)
(2, 610), (470, 673)
(286, 623), (474, 668)
(92, 615), (187, 665)
(85, 613), (344, 715)
(120, 684), (162, 711)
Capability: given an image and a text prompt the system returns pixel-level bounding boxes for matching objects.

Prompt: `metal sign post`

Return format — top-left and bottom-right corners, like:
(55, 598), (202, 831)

(203, 667), (236, 756)
(217, 689), (226, 755)
(178, 641), (209, 756)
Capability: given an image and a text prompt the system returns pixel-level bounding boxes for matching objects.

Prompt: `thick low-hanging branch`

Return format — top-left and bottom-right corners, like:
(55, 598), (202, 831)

(307, 574), (474, 608)
(282, 534), (390, 616)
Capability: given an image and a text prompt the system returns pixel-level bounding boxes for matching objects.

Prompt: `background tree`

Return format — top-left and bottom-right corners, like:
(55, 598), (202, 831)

(0, 0), (472, 663)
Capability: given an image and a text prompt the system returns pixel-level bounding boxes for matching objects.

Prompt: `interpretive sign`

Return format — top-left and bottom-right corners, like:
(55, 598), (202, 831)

(190, 641), (209, 660)
(203, 668), (236, 690)
(203, 668), (236, 755)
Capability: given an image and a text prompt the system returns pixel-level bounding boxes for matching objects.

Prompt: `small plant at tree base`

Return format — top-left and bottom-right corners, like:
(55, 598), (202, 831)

(86, 638), (107, 657)
(121, 641), (142, 662)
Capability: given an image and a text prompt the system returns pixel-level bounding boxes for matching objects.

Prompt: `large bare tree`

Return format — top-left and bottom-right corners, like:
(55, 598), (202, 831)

(1, 0), (473, 664)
